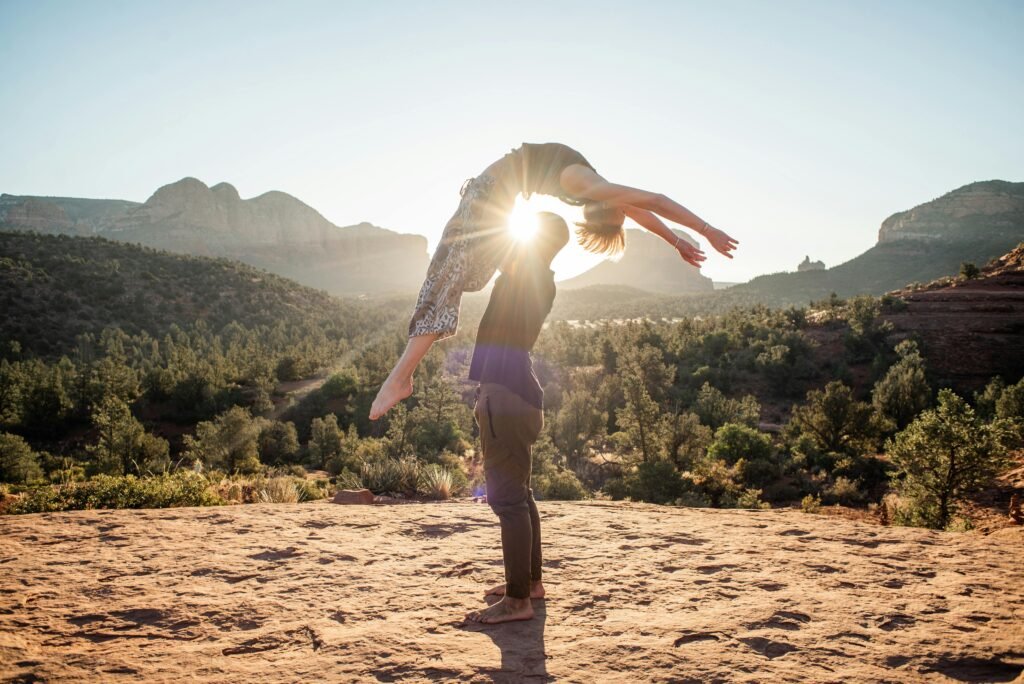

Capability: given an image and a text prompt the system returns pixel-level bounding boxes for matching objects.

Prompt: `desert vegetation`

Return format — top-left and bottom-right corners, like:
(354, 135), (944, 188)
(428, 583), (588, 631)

(1, 233), (1021, 530)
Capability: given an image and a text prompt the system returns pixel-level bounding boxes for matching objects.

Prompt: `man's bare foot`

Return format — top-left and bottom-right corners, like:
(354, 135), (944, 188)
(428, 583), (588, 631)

(369, 375), (413, 420)
(485, 580), (544, 599)
(464, 596), (534, 625)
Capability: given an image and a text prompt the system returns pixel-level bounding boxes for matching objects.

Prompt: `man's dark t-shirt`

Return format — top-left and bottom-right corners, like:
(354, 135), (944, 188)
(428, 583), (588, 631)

(469, 253), (556, 409)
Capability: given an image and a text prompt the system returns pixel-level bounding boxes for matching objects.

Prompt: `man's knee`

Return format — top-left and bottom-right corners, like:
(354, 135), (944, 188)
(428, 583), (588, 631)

(488, 491), (529, 517)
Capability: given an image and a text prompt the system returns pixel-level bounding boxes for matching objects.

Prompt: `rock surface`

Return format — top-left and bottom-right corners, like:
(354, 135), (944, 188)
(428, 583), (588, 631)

(2, 501), (1021, 683)
(331, 489), (375, 505)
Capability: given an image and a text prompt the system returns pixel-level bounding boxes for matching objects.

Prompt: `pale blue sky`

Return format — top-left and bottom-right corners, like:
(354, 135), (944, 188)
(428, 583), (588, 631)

(1, 0), (1021, 282)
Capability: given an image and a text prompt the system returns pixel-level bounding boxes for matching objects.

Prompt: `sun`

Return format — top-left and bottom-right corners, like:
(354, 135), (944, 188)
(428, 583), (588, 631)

(506, 199), (539, 243)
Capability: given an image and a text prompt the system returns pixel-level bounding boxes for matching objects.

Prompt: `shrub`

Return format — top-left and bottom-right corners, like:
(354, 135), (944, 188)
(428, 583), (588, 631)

(6, 472), (223, 514)
(534, 468), (589, 501)
(801, 494), (822, 513)
(872, 340), (931, 431)
(334, 468), (364, 491)
(256, 476), (300, 504)
(959, 262), (980, 279)
(735, 488), (770, 510)
(361, 457), (421, 496)
(418, 464), (460, 500)
(822, 475), (864, 505)
(707, 423), (776, 487)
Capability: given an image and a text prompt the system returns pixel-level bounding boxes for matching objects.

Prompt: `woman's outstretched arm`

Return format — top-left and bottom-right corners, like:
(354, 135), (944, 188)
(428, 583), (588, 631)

(561, 164), (739, 259)
(623, 206), (706, 268)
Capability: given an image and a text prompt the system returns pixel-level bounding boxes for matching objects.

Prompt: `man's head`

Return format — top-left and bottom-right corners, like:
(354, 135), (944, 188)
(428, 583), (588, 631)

(533, 211), (570, 265)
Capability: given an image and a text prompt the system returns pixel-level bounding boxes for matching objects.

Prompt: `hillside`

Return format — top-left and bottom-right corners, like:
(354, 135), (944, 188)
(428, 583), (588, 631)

(882, 242), (1024, 392)
(0, 178), (429, 296)
(1, 501), (1021, 682)
(559, 228), (713, 294)
(0, 231), (399, 358)
(724, 180), (1024, 307)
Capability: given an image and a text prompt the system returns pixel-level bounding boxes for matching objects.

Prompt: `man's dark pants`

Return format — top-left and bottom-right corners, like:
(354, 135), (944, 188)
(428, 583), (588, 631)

(474, 382), (544, 600)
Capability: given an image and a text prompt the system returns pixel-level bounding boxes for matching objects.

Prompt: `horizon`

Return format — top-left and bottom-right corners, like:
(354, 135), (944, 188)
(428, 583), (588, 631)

(1, 1), (1022, 282)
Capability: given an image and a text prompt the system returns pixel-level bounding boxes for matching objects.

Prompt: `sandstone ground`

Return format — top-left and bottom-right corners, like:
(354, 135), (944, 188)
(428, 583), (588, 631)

(1, 501), (1022, 683)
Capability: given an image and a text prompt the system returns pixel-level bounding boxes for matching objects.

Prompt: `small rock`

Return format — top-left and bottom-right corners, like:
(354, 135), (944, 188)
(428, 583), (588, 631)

(331, 489), (374, 505)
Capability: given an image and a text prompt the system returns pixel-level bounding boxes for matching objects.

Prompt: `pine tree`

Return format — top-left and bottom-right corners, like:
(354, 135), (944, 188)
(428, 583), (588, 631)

(887, 389), (1014, 529)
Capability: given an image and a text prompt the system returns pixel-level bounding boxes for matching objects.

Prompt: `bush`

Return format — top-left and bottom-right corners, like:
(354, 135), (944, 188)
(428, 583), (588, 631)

(418, 464), (464, 500)
(707, 423), (776, 487)
(361, 457), (421, 496)
(534, 468), (589, 501)
(6, 471), (223, 514)
(801, 494), (822, 513)
(822, 475), (864, 505)
(735, 488), (770, 509)
(605, 460), (690, 505)
(959, 262), (980, 279)
(256, 476), (300, 503)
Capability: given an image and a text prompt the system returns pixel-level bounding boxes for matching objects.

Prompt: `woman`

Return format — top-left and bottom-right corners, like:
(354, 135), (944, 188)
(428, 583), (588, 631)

(369, 142), (738, 420)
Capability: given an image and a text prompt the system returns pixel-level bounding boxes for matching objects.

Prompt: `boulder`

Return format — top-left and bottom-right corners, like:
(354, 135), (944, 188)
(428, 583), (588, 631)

(331, 488), (375, 505)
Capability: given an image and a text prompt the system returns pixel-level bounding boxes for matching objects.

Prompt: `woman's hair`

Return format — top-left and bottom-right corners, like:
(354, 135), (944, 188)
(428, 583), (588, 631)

(575, 201), (626, 256)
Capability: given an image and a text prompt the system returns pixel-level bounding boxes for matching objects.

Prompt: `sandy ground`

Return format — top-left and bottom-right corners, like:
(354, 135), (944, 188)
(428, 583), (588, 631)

(1, 501), (1022, 683)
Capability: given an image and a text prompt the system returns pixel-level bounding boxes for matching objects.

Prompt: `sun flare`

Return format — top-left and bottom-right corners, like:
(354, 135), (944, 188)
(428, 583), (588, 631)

(506, 201), (539, 243)
(501, 195), (606, 280)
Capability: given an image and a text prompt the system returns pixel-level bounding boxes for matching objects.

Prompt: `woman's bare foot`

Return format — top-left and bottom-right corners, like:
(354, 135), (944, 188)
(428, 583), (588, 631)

(485, 580), (545, 599)
(369, 375), (413, 420)
(464, 596), (534, 625)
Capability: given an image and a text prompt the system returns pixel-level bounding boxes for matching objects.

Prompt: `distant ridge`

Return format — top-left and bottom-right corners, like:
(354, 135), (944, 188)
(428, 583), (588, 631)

(721, 180), (1024, 307)
(0, 178), (429, 296)
(558, 228), (713, 294)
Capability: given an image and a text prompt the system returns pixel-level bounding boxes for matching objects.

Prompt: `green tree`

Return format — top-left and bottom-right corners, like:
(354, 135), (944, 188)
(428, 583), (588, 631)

(662, 411), (712, 471)
(309, 411), (346, 471)
(887, 389), (1015, 529)
(693, 382), (760, 431)
(872, 339), (931, 430)
(408, 376), (470, 457)
(0, 432), (44, 484)
(707, 422), (776, 487)
(258, 421), (301, 465)
(184, 406), (263, 474)
(552, 390), (606, 469)
(87, 396), (170, 475)
(788, 381), (882, 455)
(616, 371), (665, 463)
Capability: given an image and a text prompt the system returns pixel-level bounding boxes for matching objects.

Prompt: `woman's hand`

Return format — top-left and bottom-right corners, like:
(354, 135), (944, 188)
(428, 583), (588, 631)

(675, 239), (706, 269)
(703, 225), (739, 259)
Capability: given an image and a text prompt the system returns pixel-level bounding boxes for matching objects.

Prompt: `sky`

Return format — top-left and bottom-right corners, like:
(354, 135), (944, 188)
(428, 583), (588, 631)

(1, 0), (1022, 283)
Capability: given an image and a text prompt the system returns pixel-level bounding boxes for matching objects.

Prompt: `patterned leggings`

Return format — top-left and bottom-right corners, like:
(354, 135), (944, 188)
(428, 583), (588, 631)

(408, 174), (510, 339)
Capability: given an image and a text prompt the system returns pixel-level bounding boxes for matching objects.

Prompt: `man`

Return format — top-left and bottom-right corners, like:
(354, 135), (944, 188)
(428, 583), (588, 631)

(464, 212), (569, 625)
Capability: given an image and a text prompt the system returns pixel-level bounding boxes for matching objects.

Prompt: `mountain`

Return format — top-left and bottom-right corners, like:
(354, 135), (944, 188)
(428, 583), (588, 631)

(0, 179), (429, 295)
(558, 228), (713, 294)
(722, 180), (1024, 307)
(883, 241), (1024, 391)
(0, 230), (405, 358)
